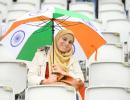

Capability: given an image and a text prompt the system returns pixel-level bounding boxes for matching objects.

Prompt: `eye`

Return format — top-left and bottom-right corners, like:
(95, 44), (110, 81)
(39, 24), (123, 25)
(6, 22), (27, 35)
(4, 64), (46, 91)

(62, 37), (67, 41)
(69, 40), (73, 44)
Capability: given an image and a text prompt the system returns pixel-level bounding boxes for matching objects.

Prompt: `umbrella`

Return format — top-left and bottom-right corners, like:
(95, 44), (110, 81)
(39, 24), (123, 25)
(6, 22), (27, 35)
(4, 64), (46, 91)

(1, 7), (106, 61)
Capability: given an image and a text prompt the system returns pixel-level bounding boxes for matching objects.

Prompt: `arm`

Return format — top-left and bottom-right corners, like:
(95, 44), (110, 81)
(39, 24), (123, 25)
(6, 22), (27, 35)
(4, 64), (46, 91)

(69, 56), (85, 82)
(66, 56), (85, 89)
(51, 56), (85, 90)
(27, 51), (46, 85)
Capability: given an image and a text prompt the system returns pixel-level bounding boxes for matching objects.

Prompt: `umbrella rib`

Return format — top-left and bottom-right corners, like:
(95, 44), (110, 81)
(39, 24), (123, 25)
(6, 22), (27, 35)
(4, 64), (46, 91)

(54, 16), (70, 26)
(22, 15), (82, 34)
(54, 21), (63, 30)
(24, 15), (81, 30)
(54, 26), (62, 31)
(25, 20), (49, 27)
(55, 20), (81, 28)
(25, 15), (51, 27)
(54, 16), (82, 28)
(31, 21), (62, 34)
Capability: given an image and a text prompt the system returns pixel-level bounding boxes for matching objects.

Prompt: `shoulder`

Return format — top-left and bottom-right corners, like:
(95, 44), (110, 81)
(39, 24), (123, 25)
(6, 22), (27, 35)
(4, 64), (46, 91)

(37, 46), (51, 52)
(69, 55), (79, 65)
(34, 46), (51, 59)
(36, 46), (51, 55)
(32, 46), (51, 65)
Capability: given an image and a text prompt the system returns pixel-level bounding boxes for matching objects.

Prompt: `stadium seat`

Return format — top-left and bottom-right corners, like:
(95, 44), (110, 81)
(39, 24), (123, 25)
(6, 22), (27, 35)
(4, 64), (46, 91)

(89, 44), (123, 62)
(25, 85), (77, 100)
(41, 3), (66, 9)
(11, 2), (36, 11)
(0, 1), (8, 22)
(99, 0), (122, 3)
(69, 2), (94, 19)
(99, 2), (125, 12)
(125, 0), (130, 11)
(105, 19), (130, 43)
(0, 85), (14, 100)
(90, 19), (104, 32)
(5, 2), (37, 23)
(0, 61), (27, 94)
(99, 10), (127, 24)
(16, 0), (41, 10)
(85, 87), (130, 100)
(43, 0), (67, 9)
(70, 2), (94, 12)
(101, 32), (120, 44)
(6, 10), (28, 23)
(0, 43), (16, 61)
(88, 62), (130, 87)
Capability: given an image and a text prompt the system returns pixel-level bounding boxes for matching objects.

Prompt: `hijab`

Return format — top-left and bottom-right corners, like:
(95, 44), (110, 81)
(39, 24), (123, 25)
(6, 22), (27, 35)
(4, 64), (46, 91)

(48, 29), (74, 73)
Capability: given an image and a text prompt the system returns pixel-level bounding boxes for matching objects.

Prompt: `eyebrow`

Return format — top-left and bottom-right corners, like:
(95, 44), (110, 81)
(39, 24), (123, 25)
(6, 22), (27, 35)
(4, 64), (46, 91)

(62, 37), (74, 44)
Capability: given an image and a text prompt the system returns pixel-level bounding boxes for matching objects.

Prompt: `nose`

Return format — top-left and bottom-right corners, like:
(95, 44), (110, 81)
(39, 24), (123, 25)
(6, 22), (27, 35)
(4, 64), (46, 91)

(65, 41), (72, 49)
(65, 41), (70, 46)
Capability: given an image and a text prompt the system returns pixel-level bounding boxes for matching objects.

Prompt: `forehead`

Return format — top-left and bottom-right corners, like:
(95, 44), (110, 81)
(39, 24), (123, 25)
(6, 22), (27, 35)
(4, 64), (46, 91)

(61, 33), (74, 40)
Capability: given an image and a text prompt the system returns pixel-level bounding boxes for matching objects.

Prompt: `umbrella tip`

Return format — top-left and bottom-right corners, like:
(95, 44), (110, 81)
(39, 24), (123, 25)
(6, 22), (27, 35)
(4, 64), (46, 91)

(91, 45), (98, 61)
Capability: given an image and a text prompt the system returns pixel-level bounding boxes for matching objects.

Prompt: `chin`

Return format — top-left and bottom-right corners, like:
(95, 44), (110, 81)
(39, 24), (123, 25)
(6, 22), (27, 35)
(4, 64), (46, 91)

(59, 48), (70, 53)
(60, 51), (66, 53)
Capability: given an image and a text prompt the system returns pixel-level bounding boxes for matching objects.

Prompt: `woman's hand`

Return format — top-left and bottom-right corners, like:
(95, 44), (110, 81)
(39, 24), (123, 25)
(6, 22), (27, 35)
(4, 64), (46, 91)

(73, 78), (84, 90)
(52, 64), (67, 75)
(40, 74), (58, 84)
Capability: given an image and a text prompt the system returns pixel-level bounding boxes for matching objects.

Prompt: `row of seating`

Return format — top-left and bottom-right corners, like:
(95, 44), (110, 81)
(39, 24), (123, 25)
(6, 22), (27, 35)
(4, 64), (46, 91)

(1, 85), (130, 100)
(86, 2), (130, 96)
(0, 0), (129, 23)
(0, 60), (130, 100)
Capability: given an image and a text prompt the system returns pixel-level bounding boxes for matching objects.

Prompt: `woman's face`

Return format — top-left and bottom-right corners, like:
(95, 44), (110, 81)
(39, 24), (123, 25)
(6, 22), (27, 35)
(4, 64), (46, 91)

(57, 33), (74, 53)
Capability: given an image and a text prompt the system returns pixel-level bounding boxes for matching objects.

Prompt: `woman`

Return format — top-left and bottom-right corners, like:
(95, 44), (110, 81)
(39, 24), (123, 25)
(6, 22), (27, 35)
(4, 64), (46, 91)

(28, 29), (85, 100)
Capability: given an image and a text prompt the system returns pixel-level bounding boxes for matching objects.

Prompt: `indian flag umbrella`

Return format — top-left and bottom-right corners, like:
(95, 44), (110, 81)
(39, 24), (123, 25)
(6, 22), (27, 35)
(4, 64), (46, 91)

(1, 7), (106, 61)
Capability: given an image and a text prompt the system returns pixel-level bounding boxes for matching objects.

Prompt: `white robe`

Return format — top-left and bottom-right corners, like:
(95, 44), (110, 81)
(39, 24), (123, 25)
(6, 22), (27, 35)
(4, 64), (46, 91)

(27, 49), (84, 86)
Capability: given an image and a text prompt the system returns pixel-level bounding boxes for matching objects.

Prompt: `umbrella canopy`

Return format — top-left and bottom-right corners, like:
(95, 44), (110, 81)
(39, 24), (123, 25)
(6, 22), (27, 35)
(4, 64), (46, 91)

(1, 7), (106, 61)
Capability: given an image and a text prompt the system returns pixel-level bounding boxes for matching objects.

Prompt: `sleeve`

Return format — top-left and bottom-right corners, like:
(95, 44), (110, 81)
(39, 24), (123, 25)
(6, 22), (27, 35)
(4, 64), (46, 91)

(68, 56), (85, 82)
(27, 51), (46, 86)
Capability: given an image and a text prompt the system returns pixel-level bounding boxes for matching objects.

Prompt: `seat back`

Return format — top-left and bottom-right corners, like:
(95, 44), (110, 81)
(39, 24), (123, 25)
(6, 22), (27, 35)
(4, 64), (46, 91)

(101, 32), (120, 44)
(99, 3), (125, 12)
(99, 10), (127, 23)
(0, 85), (14, 100)
(25, 85), (76, 100)
(0, 43), (16, 61)
(89, 44), (123, 62)
(0, 62), (27, 94)
(85, 87), (130, 100)
(105, 19), (130, 43)
(89, 62), (130, 87)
